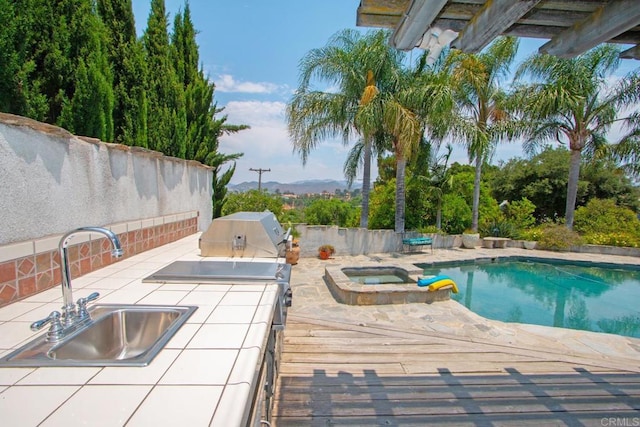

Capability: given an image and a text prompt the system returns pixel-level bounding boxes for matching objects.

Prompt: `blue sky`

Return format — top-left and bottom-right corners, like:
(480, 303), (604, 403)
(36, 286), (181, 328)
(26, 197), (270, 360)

(131, 1), (638, 185)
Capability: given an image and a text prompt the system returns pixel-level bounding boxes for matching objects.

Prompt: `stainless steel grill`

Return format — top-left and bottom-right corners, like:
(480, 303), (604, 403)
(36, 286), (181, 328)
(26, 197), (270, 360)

(199, 211), (291, 258)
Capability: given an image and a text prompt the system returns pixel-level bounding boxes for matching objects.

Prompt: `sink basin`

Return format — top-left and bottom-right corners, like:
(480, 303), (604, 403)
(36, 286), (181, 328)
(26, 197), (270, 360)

(0, 304), (197, 367)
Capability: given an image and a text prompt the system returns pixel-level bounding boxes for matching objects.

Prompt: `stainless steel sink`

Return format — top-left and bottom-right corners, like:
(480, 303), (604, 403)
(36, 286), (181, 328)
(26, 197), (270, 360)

(0, 304), (197, 367)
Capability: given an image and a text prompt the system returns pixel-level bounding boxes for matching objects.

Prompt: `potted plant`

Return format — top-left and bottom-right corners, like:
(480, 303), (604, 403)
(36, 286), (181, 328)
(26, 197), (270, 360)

(318, 244), (335, 260)
(284, 222), (301, 264)
(519, 228), (540, 250)
(286, 238), (301, 265)
(461, 229), (479, 249)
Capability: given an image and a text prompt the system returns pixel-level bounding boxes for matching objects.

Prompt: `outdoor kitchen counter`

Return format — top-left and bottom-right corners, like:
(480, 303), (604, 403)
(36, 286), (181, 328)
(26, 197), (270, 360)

(0, 233), (280, 426)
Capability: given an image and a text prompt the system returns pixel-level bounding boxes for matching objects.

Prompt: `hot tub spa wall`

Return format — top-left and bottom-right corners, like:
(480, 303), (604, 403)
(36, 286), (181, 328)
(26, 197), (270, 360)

(324, 265), (452, 305)
(0, 113), (213, 306)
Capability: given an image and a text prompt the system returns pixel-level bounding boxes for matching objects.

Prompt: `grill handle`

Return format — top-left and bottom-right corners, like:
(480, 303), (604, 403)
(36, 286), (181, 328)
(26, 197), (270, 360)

(282, 227), (292, 248)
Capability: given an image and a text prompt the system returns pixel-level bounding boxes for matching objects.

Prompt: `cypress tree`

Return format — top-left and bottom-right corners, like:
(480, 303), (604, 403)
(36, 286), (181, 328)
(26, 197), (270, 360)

(208, 114), (245, 219)
(57, 0), (114, 141)
(143, 0), (185, 158)
(171, 4), (207, 160)
(59, 53), (114, 141)
(97, 0), (148, 147)
(171, 4), (198, 88)
(8, 0), (66, 122)
(212, 155), (237, 218)
(0, 0), (20, 113)
(8, 0), (114, 139)
(170, 3), (246, 216)
(0, 0), (49, 120)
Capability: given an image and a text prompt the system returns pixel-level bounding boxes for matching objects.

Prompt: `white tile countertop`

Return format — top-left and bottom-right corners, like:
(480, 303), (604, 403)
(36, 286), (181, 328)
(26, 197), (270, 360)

(0, 233), (281, 426)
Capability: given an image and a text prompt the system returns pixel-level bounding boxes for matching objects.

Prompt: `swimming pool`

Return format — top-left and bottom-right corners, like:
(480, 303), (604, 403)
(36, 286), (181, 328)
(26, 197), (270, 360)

(417, 258), (640, 338)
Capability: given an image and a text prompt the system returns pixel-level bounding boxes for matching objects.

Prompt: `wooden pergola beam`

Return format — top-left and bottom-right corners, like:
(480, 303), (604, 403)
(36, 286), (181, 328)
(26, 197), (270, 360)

(356, 0), (407, 28)
(620, 44), (640, 60)
(452, 0), (542, 53)
(539, 0), (640, 58)
(391, 0), (449, 50)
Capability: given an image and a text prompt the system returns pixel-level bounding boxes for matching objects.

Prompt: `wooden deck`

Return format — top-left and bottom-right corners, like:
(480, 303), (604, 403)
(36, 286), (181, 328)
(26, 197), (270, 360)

(272, 315), (640, 426)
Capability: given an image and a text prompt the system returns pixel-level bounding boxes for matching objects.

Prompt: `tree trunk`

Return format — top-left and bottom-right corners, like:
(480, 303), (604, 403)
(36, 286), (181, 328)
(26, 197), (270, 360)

(565, 148), (582, 229)
(395, 157), (406, 233)
(553, 286), (568, 327)
(436, 198), (442, 230)
(471, 155), (482, 232)
(360, 140), (372, 229)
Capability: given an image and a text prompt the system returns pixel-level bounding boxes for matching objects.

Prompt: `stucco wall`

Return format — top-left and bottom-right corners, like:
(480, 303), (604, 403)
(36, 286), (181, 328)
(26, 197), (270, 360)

(295, 224), (462, 257)
(0, 113), (213, 245)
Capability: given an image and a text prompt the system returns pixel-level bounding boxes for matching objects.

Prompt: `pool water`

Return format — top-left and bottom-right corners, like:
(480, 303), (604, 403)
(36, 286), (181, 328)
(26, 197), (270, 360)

(341, 267), (414, 285)
(417, 259), (640, 338)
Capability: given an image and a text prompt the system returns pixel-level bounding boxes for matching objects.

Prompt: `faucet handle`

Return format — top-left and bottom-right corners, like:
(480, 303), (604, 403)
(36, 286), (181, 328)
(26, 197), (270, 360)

(31, 311), (64, 342)
(77, 291), (100, 305)
(31, 311), (61, 331)
(76, 292), (100, 320)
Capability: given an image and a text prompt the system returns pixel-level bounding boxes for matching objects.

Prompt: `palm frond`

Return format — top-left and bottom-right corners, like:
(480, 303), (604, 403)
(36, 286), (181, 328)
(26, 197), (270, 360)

(609, 111), (640, 177)
(343, 139), (365, 183)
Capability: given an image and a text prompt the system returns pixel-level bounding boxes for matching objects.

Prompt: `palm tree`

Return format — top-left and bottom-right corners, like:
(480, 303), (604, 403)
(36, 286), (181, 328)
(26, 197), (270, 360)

(446, 37), (519, 232)
(514, 44), (640, 229)
(357, 77), (422, 233)
(428, 144), (454, 230)
(287, 30), (404, 229)
(357, 51), (455, 233)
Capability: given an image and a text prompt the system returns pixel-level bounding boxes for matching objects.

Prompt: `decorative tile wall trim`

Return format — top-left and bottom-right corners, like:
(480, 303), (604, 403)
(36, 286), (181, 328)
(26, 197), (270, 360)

(0, 211), (200, 307)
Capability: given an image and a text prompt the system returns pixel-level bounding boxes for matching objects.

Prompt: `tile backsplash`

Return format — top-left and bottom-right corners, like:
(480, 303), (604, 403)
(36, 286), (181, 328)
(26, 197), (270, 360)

(0, 211), (199, 307)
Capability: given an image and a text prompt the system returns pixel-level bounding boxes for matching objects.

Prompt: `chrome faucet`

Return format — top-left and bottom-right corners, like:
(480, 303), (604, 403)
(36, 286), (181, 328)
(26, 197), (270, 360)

(58, 227), (123, 326)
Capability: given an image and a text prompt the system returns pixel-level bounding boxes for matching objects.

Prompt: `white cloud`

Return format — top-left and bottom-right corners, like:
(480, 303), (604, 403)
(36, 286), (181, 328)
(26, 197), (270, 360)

(214, 74), (280, 94)
(223, 100), (285, 125)
(218, 100), (358, 184)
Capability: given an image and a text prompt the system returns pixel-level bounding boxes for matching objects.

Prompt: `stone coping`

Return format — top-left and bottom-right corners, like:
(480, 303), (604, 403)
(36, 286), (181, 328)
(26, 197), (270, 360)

(324, 262), (452, 305)
(414, 254), (640, 271)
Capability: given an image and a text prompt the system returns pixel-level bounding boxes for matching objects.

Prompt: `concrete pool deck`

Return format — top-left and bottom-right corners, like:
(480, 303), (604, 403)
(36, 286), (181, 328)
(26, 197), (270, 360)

(286, 246), (640, 370)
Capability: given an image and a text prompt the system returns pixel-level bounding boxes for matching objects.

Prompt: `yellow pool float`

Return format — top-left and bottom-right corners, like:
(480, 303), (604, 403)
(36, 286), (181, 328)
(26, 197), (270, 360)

(427, 278), (458, 293)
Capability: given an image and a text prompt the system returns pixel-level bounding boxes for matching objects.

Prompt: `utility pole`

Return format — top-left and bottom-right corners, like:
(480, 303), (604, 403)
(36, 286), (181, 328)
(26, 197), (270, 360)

(249, 168), (271, 191)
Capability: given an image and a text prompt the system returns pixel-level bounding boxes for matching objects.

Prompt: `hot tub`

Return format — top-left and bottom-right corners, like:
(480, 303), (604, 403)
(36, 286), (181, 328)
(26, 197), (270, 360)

(342, 266), (415, 285)
(324, 264), (452, 305)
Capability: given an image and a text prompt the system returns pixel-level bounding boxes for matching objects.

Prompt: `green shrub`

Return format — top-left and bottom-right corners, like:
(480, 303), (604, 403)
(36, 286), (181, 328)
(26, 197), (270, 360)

(478, 198), (502, 228)
(441, 193), (471, 234)
(479, 220), (517, 238)
(506, 198), (537, 231)
(284, 221), (301, 239)
(418, 225), (441, 234)
(222, 190), (284, 218)
(582, 232), (640, 248)
(519, 227), (543, 241)
(574, 198), (640, 236)
(368, 180), (395, 230)
(304, 198), (356, 227)
(537, 224), (583, 251)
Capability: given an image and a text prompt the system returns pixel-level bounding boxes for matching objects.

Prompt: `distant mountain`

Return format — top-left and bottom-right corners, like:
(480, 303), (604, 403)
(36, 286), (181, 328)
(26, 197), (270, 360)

(228, 179), (351, 195)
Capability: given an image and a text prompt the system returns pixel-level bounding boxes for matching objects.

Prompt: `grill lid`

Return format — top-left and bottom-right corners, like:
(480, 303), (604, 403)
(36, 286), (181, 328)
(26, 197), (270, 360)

(199, 211), (290, 257)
